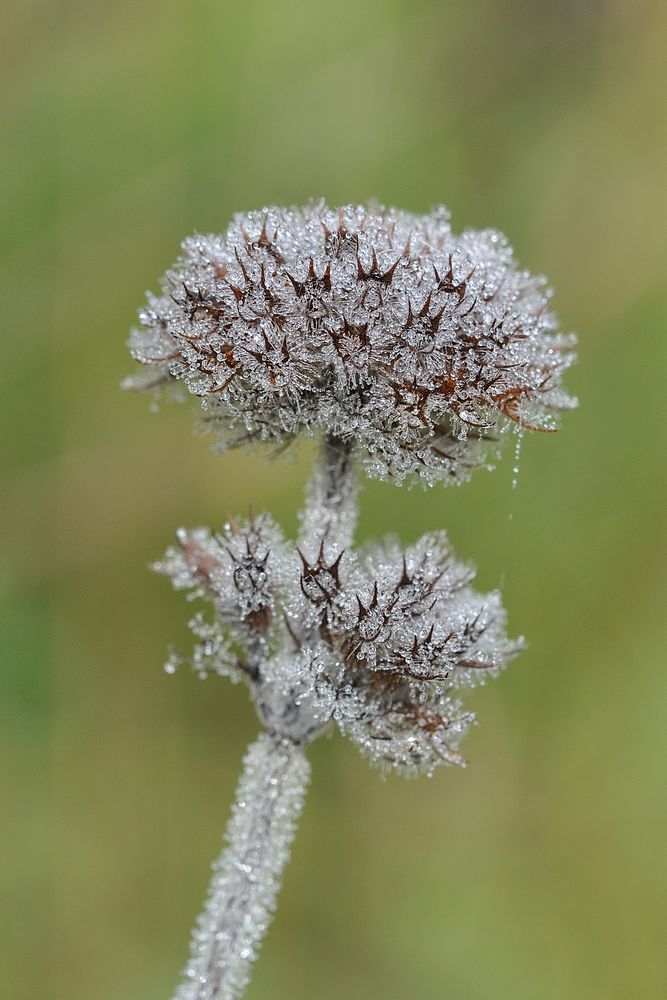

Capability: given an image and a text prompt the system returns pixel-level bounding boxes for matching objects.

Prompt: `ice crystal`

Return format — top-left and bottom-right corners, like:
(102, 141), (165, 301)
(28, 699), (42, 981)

(126, 202), (576, 486)
(158, 516), (522, 776)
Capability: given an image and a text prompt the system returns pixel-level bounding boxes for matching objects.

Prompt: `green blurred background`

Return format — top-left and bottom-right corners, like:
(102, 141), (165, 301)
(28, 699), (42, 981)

(2, 1), (666, 998)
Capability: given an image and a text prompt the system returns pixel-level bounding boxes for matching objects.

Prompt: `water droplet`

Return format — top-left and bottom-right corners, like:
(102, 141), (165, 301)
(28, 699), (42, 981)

(511, 430), (523, 490)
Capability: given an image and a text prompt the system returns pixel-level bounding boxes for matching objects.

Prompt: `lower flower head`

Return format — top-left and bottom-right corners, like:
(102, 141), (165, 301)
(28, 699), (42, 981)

(156, 516), (523, 776)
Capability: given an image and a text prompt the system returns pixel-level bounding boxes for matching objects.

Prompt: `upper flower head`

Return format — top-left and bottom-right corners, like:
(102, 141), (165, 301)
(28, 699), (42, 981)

(126, 201), (576, 485)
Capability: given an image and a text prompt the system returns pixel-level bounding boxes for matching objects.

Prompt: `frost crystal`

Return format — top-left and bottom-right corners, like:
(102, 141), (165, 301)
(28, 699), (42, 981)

(126, 202), (576, 486)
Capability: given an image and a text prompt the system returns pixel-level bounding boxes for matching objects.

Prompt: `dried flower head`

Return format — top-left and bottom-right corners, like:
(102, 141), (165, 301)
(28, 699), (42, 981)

(126, 202), (576, 486)
(156, 514), (522, 776)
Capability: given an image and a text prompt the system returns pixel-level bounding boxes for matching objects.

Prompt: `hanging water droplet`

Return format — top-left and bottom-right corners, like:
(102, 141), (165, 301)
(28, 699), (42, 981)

(511, 429), (524, 491)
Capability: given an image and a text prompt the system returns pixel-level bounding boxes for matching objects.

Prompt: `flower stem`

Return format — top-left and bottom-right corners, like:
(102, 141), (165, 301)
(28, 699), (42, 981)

(172, 733), (310, 1000)
(298, 434), (357, 555)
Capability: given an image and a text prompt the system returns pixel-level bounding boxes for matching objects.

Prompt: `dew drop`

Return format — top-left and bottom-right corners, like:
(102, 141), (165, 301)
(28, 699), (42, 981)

(511, 429), (524, 491)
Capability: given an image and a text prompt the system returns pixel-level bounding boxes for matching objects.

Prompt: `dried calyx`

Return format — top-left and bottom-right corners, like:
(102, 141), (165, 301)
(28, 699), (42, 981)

(126, 201), (576, 486)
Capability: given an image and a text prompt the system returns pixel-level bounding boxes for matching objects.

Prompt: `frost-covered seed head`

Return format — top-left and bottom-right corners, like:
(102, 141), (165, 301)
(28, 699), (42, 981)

(126, 201), (576, 487)
(157, 517), (523, 776)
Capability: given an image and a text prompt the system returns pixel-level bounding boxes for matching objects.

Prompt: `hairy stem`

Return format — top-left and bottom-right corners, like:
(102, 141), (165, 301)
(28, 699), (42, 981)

(298, 434), (357, 556)
(171, 733), (310, 1000)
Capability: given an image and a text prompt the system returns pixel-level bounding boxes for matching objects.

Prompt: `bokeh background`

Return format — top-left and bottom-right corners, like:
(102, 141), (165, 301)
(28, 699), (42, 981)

(2, 1), (666, 998)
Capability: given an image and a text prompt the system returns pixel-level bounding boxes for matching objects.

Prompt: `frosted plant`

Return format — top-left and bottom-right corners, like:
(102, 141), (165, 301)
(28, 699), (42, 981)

(125, 202), (576, 1000)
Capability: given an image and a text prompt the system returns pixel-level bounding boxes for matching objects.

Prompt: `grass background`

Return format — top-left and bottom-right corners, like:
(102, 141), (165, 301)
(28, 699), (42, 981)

(2, 1), (666, 998)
